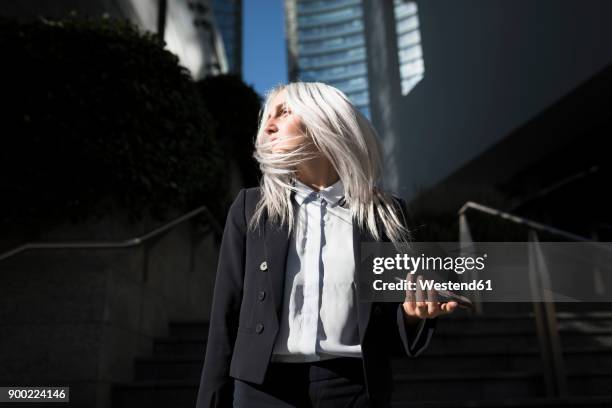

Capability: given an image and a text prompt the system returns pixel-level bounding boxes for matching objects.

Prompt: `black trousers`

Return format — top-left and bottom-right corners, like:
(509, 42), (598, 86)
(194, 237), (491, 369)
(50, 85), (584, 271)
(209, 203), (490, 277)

(233, 357), (370, 407)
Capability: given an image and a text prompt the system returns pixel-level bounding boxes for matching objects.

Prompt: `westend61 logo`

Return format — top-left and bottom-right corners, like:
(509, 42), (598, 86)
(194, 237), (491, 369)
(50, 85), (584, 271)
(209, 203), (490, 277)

(372, 253), (488, 275)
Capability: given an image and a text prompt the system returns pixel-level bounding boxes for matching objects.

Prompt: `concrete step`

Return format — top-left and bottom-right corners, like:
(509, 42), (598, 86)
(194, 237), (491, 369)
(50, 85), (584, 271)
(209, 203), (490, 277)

(117, 314), (612, 406)
(164, 312), (612, 337)
(392, 347), (612, 374)
(437, 312), (612, 334)
(477, 302), (612, 316)
(391, 396), (612, 407)
(132, 347), (612, 388)
(568, 370), (612, 397)
(133, 347), (612, 381)
(392, 370), (545, 401)
(153, 337), (206, 355)
(168, 321), (209, 339)
(161, 313), (612, 347)
(134, 356), (204, 381)
(112, 380), (199, 408)
(111, 373), (612, 408)
(117, 361), (612, 406)
(428, 328), (612, 353)
(152, 327), (612, 357)
(391, 370), (612, 401)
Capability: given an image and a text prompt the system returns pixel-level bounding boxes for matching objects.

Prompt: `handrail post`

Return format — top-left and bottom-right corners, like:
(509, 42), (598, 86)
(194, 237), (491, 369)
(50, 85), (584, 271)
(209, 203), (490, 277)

(459, 213), (483, 315)
(527, 230), (567, 397)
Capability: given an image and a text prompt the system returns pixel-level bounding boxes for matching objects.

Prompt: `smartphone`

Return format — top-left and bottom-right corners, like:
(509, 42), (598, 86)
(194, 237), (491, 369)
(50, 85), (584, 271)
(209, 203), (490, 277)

(436, 289), (473, 310)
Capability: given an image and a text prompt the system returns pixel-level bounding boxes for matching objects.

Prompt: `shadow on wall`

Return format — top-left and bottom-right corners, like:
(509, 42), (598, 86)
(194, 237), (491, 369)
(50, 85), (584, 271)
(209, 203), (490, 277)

(406, 182), (511, 242)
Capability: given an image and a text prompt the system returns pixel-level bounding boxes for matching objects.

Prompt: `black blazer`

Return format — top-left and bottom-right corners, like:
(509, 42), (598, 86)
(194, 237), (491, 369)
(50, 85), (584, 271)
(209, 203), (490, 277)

(196, 187), (437, 408)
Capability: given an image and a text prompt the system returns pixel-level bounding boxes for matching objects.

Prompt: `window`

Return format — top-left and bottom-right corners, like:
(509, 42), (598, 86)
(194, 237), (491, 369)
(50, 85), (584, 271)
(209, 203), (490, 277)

(393, 0), (424, 95)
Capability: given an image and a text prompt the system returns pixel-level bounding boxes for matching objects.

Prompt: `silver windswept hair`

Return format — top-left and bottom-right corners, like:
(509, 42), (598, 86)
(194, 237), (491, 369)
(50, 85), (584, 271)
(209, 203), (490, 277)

(249, 81), (411, 245)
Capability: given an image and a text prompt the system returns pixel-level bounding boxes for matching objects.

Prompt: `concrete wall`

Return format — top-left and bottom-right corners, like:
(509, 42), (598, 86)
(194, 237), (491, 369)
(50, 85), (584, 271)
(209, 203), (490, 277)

(365, 0), (612, 200)
(0, 208), (218, 407)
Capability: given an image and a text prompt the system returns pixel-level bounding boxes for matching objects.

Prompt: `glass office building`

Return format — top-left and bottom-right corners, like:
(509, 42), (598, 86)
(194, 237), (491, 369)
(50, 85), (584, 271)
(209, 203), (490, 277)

(285, 0), (371, 118)
(210, 0), (243, 75)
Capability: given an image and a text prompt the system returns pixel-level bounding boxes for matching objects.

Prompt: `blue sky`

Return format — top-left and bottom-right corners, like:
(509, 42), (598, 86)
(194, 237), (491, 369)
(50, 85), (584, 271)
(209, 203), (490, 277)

(243, 0), (288, 98)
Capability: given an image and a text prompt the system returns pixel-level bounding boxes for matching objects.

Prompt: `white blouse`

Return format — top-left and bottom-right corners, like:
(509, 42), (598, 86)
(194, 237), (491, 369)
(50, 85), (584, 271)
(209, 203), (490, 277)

(271, 178), (361, 362)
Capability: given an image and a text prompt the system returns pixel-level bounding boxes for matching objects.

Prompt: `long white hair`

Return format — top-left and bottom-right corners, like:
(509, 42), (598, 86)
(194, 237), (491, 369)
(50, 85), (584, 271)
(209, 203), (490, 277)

(249, 81), (410, 244)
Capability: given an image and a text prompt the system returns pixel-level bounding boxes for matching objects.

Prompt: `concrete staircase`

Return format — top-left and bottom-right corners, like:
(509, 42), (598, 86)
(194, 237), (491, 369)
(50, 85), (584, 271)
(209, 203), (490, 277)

(111, 321), (207, 407)
(390, 307), (612, 407)
(111, 310), (612, 407)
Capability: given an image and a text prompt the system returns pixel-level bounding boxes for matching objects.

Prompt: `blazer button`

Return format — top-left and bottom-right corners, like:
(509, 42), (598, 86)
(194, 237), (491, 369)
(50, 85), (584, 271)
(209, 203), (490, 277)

(259, 261), (268, 271)
(255, 323), (264, 334)
(257, 291), (266, 301)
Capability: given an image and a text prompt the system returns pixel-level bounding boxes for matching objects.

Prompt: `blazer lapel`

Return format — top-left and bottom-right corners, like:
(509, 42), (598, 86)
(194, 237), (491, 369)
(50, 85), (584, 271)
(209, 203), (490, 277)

(263, 215), (290, 323)
(354, 219), (374, 342)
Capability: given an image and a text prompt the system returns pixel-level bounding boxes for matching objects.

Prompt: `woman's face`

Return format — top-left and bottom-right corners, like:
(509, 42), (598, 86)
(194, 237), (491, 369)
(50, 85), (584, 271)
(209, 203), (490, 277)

(264, 89), (308, 154)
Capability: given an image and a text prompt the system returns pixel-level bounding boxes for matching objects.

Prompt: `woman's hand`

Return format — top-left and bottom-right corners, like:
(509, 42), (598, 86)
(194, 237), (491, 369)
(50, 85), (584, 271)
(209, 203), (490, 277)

(402, 274), (459, 320)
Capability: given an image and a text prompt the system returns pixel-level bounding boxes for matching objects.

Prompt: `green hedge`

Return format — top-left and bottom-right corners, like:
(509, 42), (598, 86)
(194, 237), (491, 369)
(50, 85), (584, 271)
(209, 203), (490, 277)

(0, 16), (226, 234)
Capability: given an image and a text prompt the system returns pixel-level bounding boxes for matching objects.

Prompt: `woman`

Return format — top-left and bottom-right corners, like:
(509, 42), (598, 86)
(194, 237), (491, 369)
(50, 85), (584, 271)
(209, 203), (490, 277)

(196, 82), (458, 408)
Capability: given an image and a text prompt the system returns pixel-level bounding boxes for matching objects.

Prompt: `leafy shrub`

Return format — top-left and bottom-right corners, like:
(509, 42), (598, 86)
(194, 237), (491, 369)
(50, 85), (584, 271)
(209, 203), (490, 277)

(0, 16), (226, 235)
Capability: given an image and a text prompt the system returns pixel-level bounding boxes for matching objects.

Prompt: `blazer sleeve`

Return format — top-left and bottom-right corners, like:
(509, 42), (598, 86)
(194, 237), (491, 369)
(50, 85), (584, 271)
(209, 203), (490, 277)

(196, 189), (246, 408)
(394, 196), (437, 357)
(396, 304), (437, 357)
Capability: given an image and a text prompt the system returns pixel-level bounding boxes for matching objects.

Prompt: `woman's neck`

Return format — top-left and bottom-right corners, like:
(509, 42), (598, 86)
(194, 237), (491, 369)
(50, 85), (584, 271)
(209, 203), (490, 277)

(295, 155), (339, 191)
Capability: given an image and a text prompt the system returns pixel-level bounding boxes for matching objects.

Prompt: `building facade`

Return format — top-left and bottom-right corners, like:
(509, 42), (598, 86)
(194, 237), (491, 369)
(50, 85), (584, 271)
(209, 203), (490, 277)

(284, 0), (371, 118)
(286, 0), (612, 241)
(210, 0), (243, 75)
(362, 0), (612, 247)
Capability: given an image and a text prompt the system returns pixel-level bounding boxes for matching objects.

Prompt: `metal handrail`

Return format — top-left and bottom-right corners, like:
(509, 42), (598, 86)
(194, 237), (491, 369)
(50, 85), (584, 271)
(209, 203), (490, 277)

(458, 200), (584, 398)
(0, 205), (222, 262)
(459, 201), (593, 242)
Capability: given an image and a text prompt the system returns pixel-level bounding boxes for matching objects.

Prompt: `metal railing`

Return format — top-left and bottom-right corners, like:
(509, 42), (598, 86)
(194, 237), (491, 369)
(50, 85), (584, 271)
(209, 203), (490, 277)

(457, 201), (596, 398)
(0, 205), (222, 262)
(459, 201), (592, 242)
